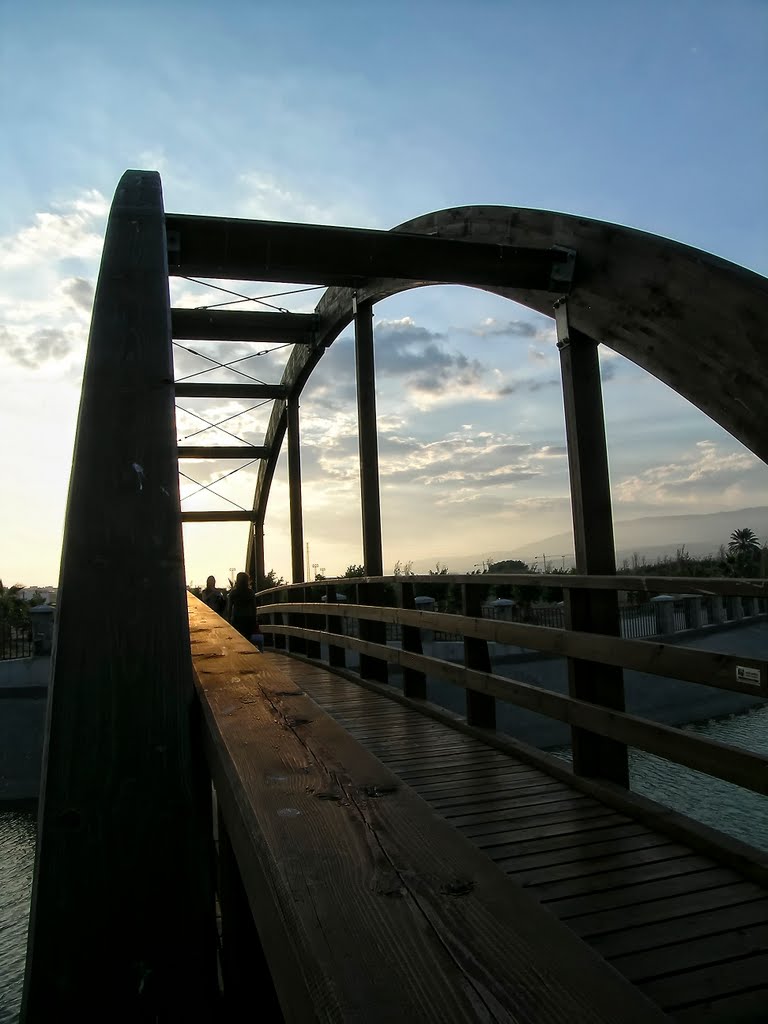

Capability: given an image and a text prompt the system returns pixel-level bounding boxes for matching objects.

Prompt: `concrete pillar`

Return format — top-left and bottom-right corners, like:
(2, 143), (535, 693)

(29, 605), (55, 654)
(683, 596), (703, 630)
(652, 595), (675, 635)
(710, 596), (726, 624)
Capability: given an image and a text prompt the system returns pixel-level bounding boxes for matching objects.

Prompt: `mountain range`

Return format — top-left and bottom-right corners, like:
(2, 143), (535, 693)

(413, 506), (768, 573)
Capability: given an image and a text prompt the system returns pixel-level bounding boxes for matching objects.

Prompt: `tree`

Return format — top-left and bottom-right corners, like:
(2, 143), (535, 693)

(342, 564), (366, 578)
(0, 580), (30, 627)
(262, 569), (286, 589)
(728, 528), (761, 559)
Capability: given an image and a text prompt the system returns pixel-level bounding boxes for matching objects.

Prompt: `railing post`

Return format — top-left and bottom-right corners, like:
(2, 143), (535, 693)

(305, 584), (322, 659)
(462, 583), (496, 728)
(288, 585), (307, 656)
(273, 588), (287, 650)
(354, 298), (384, 578)
(358, 581), (388, 684)
(556, 300), (628, 788)
(326, 585), (346, 668)
(400, 581), (426, 699)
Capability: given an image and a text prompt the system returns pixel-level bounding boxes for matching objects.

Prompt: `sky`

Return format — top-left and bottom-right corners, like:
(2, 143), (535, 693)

(1, 0), (767, 588)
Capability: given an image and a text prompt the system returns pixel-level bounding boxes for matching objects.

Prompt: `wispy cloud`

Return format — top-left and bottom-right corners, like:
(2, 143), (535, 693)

(0, 190), (107, 269)
(615, 440), (761, 507)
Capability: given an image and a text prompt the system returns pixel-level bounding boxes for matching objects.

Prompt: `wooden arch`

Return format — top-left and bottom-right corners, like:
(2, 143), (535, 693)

(247, 206), (768, 572)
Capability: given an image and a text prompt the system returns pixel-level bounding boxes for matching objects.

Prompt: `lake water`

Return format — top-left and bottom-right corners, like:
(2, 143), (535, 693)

(1, 704), (767, 1022)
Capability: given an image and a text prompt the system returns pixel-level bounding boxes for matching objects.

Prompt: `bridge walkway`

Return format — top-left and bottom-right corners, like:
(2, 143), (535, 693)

(263, 651), (768, 1024)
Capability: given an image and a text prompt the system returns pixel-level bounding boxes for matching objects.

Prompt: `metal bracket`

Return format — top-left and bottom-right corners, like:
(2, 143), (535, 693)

(553, 296), (571, 349)
(548, 246), (576, 293)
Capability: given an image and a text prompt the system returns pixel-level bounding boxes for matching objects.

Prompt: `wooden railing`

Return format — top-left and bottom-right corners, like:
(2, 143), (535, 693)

(257, 574), (768, 798)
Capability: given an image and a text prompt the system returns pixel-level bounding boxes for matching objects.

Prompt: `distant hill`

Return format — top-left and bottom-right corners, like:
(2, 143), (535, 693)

(412, 506), (768, 573)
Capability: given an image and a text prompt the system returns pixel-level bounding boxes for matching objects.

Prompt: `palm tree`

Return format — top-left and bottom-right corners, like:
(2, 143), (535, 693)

(728, 528), (761, 559)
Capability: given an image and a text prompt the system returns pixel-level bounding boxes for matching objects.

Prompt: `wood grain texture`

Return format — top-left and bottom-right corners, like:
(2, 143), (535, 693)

(191, 600), (668, 1023)
(274, 654), (768, 1018)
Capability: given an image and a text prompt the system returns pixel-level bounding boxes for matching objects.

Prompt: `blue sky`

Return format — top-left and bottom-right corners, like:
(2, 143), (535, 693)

(1, 0), (767, 585)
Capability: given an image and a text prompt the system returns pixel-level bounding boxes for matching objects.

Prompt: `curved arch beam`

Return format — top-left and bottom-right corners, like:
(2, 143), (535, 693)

(248, 207), (768, 570)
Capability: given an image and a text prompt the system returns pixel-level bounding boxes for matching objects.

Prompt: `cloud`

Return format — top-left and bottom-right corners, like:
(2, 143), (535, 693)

(61, 277), (95, 313)
(0, 190), (108, 269)
(469, 317), (539, 338)
(615, 440), (761, 507)
(497, 375), (560, 396)
(237, 173), (372, 227)
(1, 326), (76, 368)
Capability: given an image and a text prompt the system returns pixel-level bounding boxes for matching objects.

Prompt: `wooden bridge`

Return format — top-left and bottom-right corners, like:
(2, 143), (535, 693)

(20, 171), (768, 1022)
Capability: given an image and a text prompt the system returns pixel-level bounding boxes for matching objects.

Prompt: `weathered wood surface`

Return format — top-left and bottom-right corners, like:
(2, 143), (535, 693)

(273, 654), (768, 1023)
(190, 599), (667, 1023)
(262, 622), (768, 797)
(22, 170), (218, 1022)
(258, 599), (767, 695)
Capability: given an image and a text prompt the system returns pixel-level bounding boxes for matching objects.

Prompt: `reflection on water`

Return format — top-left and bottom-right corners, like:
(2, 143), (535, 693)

(1, 705), (766, 1020)
(0, 811), (35, 1024)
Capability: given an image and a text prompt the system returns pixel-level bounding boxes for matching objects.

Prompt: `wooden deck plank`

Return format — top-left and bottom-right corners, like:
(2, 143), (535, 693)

(461, 808), (622, 841)
(674, 988), (768, 1024)
(397, 758), (514, 782)
(429, 779), (571, 808)
(447, 795), (591, 827)
(508, 845), (694, 887)
(593, 899), (768, 958)
(571, 884), (766, 939)
(548, 867), (738, 918)
(490, 831), (674, 871)
(413, 765), (545, 791)
(472, 822), (648, 856)
(611, 922), (768, 982)
(640, 951), (768, 1010)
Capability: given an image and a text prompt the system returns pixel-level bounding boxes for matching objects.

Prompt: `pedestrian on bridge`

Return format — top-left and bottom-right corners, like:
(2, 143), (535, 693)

(201, 575), (225, 615)
(227, 572), (259, 640)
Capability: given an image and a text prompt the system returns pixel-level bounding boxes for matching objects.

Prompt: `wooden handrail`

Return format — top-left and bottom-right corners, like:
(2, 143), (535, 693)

(259, 601), (766, 696)
(263, 620), (768, 798)
(258, 573), (768, 599)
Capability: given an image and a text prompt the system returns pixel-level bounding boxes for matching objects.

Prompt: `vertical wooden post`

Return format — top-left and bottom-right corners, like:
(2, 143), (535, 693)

(400, 581), (426, 699)
(354, 298), (383, 577)
(326, 584), (346, 669)
(287, 395), (305, 585)
(556, 300), (628, 787)
(462, 584), (496, 728)
(358, 581), (388, 684)
(252, 521), (265, 593)
(22, 171), (218, 1021)
(354, 298), (388, 681)
(305, 584), (322, 659)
